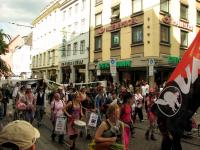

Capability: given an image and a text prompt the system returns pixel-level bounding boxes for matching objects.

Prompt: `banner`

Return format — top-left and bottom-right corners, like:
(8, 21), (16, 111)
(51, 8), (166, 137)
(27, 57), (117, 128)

(155, 31), (200, 135)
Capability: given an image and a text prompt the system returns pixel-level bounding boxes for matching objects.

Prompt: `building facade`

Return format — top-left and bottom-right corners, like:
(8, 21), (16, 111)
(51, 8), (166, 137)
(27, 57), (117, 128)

(89, 0), (200, 86)
(59, 0), (90, 84)
(31, 0), (63, 82)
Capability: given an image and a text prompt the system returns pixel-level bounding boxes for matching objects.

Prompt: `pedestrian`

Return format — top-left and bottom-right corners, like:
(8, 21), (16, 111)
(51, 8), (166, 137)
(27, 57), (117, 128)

(12, 82), (20, 107)
(2, 84), (10, 117)
(133, 87), (143, 122)
(35, 86), (46, 126)
(95, 104), (125, 150)
(145, 89), (157, 140)
(63, 91), (84, 150)
(50, 92), (65, 144)
(25, 85), (36, 124)
(0, 120), (40, 150)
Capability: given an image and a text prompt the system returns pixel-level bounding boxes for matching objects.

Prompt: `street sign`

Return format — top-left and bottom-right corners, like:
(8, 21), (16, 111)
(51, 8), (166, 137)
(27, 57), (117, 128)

(110, 58), (116, 76)
(97, 69), (101, 76)
(149, 65), (154, 76)
(148, 58), (155, 66)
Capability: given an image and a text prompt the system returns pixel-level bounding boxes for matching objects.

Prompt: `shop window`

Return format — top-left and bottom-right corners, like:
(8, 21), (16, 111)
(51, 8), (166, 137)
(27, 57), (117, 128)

(180, 4), (188, 20)
(132, 25), (143, 44)
(132, 0), (142, 14)
(197, 10), (200, 25)
(95, 13), (102, 27)
(111, 31), (120, 48)
(180, 30), (188, 48)
(73, 42), (78, 55)
(160, 0), (169, 13)
(67, 44), (71, 56)
(160, 24), (170, 44)
(80, 40), (85, 54)
(111, 5), (120, 22)
(95, 36), (102, 51)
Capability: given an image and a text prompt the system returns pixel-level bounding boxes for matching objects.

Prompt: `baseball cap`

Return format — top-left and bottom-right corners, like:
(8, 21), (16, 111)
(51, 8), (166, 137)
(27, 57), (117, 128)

(0, 120), (40, 149)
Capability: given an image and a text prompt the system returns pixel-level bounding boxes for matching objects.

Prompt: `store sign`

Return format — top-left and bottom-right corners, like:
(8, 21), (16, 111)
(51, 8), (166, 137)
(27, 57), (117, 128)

(162, 15), (193, 31)
(99, 60), (132, 70)
(95, 18), (138, 35)
(167, 56), (180, 65)
(61, 60), (84, 66)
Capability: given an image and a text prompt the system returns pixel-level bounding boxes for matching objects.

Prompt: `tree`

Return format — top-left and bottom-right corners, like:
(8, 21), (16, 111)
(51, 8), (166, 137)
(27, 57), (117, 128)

(0, 29), (11, 76)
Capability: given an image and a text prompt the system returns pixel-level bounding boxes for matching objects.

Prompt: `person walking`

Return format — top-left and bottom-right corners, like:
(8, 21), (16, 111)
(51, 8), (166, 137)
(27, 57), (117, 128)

(63, 91), (83, 150)
(50, 92), (65, 144)
(145, 89), (157, 140)
(133, 87), (143, 122)
(95, 104), (125, 150)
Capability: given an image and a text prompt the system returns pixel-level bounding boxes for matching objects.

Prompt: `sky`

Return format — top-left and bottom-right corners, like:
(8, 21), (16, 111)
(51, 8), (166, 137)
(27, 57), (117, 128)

(0, 0), (51, 38)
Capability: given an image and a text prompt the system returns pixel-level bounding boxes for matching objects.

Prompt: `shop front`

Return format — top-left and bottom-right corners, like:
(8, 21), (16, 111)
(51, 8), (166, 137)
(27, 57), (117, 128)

(61, 59), (88, 84)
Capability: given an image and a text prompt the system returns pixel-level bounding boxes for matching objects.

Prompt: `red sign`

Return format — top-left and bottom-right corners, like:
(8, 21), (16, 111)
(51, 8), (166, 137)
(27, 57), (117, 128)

(162, 15), (193, 31)
(95, 18), (138, 35)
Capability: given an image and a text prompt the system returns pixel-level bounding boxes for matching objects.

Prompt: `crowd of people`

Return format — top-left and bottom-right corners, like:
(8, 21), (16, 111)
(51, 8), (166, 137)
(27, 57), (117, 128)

(0, 80), (167, 150)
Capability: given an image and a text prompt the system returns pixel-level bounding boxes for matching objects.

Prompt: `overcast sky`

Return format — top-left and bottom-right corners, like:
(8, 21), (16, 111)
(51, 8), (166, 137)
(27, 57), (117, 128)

(0, 0), (51, 37)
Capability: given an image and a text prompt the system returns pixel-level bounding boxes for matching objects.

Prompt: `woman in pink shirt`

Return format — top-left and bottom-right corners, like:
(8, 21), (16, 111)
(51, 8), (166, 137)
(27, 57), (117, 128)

(120, 92), (134, 150)
(51, 92), (65, 143)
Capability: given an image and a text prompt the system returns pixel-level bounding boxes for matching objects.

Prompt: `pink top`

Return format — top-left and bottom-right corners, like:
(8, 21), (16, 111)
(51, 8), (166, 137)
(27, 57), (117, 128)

(121, 104), (132, 124)
(51, 100), (64, 117)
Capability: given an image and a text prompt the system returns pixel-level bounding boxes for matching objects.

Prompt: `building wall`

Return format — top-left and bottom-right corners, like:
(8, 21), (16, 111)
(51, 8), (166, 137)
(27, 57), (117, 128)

(31, 1), (63, 81)
(90, 0), (200, 85)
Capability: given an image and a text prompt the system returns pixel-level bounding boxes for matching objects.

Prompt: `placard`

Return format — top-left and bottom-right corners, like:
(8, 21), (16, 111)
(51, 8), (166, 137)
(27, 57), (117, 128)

(55, 116), (67, 133)
(88, 112), (98, 127)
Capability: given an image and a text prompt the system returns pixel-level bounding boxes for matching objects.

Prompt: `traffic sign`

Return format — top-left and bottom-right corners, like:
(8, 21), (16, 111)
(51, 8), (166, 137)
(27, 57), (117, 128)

(148, 58), (155, 66)
(110, 58), (116, 75)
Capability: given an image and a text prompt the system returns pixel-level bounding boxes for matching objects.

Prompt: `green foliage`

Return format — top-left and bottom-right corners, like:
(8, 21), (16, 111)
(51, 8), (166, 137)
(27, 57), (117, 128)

(0, 29), (11, 55)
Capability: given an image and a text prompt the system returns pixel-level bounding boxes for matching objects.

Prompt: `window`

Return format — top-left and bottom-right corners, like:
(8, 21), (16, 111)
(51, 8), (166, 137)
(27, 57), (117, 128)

(32, 56), (35, 67)
(63, 10), (66, 21)
(111, 31), (120, 48)
(111, 5), (120, 22)
(95, 13), (102, 26)
(48, 51), (50, 65)
(43, 53), (46, 66)
(160, 0), (169, 13)
(81, 19), (85, 33)
(82, 0), (86, 11)
(160, 24), (170, 44)
(180, 4), (188, 20)
(75, 3), (79, 14)
(132, 25), (143, 44)
(80, 40), (85, 54)
(40, 54), (42, 66)
(197, 10), (200, 25)
(180, 30), (188, 47)
(67, 44), (71, 56)
(61, 38), (66, 57)
(68, 7), (72, 17)
(73, 42), (78, 55)
(132, 0), (142, 13)
(52, 50), (55, 65)
(95, 36), (102, 51)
